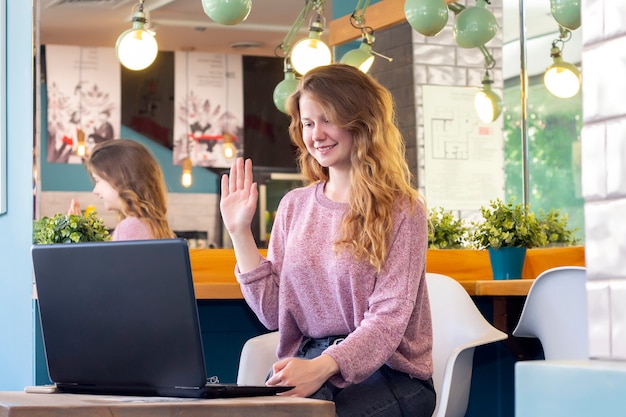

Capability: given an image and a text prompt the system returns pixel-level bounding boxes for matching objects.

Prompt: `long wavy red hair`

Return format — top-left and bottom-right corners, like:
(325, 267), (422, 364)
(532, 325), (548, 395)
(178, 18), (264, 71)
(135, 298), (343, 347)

(286, 64), (424, 271)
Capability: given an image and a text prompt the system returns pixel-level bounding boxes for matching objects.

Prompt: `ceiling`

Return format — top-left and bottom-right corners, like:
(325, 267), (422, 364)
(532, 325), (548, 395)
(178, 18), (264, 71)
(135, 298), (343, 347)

(37, 0), (568, 55)
(37, 0), (579, 80)
(37, 0), (334, 57)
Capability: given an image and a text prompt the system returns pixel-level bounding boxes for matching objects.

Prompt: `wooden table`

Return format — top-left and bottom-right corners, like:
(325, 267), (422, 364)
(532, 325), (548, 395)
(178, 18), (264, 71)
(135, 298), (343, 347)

(0, 392), (335, 417)
(195, 277), (535, 299)
(458, 279), (541, 359)
(459, 279), (535, 296)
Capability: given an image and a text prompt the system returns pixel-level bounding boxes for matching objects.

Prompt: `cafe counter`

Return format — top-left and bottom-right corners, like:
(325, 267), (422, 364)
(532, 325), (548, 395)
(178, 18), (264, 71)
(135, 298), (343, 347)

(190, 246), (586, 299)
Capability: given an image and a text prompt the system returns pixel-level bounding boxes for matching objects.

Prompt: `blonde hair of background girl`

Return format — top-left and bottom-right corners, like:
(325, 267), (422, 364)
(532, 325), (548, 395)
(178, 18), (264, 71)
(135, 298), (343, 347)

(85, 139), (175, 239)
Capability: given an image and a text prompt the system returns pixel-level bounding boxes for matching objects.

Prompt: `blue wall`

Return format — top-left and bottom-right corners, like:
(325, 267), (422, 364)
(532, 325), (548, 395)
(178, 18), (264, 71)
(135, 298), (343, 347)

(0, 1), (36, 390)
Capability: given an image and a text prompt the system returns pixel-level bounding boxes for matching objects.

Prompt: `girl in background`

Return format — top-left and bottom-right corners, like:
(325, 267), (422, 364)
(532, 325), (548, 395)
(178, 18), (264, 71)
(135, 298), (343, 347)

(69, 139), (175, 241)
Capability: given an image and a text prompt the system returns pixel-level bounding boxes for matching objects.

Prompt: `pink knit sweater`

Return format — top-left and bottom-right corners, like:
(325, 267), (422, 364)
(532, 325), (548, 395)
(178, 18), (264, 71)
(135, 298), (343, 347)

(111, 217), (151, 241)
(236, 182), (433, 387)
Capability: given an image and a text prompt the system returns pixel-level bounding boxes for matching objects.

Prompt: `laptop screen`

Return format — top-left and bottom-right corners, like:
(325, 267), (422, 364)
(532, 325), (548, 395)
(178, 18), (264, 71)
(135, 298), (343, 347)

(31, 238), (209, 394)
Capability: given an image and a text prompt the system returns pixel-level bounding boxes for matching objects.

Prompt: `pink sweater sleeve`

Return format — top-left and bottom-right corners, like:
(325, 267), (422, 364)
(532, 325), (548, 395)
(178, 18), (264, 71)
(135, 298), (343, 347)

(112, 217), (152, 241)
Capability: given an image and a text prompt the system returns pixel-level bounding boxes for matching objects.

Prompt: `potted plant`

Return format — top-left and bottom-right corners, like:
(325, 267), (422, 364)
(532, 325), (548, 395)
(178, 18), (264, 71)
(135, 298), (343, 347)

(428, 207), (470, 249)
(471, 198), (547, 280)
(33, 208), (110, 244)
(537, 208), (579, 246)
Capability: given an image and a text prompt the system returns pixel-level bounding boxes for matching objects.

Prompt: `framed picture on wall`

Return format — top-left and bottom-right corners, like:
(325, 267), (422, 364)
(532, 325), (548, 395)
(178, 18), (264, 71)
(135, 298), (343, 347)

(0, 0), (6, 215)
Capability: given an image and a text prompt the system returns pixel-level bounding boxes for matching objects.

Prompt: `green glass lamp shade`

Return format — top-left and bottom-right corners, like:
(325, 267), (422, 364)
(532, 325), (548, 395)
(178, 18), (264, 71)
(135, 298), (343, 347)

(273, 71), (299, 114)
(550, 0), (581, 31)
(474, 84), (503, 123)
(404, 0), (449, 37)
(340, 42), (375, 73)
(453, 0), (498, 48)
(201, 0), (251, 26)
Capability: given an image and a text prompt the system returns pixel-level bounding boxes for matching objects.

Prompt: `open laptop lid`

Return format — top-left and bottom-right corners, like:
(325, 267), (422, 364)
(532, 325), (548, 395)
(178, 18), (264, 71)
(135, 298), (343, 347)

(31, 238), (210, 397)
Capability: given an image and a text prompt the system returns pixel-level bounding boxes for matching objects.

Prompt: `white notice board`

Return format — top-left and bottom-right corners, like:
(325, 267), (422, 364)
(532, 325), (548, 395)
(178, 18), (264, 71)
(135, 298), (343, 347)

(422, 85), (505, 211)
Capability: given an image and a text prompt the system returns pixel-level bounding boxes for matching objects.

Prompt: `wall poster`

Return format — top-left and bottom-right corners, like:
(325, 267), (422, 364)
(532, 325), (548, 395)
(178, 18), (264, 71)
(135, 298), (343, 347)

(173, 52), (243, 169)
(45, 45), (121, 164)
(422, 85), (505, 211)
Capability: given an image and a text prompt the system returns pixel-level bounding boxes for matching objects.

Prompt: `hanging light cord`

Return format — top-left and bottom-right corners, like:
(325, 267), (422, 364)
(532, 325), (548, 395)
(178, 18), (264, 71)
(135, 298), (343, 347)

(349, 0), (374, 45)
(447, 2), (466, 15)
(132, 0), (147, 24)
(275, 0), (325, 57)
(350, 0), (371, 28)
(551, 26), (572, 56)
(479, 45), (496, 70)
(348, 0), (393, 63)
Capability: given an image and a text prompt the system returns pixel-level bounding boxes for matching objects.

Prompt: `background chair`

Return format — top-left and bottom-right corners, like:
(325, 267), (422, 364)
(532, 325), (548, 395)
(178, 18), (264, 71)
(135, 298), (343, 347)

(512, 266), (588, 360)
(426, 273), (507, 417)
(237, 330), (280, 385)
(236, 273), (507, 417)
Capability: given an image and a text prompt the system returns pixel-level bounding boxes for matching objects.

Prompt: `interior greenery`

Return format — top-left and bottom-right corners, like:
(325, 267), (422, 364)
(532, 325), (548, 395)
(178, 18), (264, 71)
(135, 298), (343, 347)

(428, 207), (470, 249)
(33, 210), (110, 244)
(472, 198), (547, 250)
(503, 73), (584, 242)
(537, 207), (580, 246)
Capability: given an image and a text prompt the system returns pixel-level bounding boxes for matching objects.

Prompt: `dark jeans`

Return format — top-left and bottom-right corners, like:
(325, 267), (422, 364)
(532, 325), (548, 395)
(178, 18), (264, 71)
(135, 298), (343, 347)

(297, 337), (437, 417)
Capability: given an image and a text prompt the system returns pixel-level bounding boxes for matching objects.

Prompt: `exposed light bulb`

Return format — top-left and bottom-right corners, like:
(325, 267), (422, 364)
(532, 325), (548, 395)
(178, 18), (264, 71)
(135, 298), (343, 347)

(222, 132), (236, 159)
(474, 73), (502, 123)
(544, 49), (581, 98)
(290, 19), (331, 75)
(181, 157), (192, 188)
(76, 129), (86, 157)
(115, 6), (158, 71)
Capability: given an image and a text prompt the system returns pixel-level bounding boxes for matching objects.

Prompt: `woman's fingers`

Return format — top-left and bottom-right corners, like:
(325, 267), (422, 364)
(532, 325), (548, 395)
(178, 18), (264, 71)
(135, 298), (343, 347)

(220, 173), (229, 199)
(244, 158), (253, 192)
(228, 158), (238, 192)
(236, 157), (245, 190)
(224, 157), (254, 194)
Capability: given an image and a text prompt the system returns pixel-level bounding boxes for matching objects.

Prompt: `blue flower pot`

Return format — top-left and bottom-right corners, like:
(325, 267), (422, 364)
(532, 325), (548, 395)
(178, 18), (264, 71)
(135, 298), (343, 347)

(488, 246), (527, 280)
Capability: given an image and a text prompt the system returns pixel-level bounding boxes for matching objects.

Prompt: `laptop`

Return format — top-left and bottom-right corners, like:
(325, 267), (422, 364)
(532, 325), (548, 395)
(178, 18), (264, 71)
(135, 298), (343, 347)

(31, 238), (288, 399)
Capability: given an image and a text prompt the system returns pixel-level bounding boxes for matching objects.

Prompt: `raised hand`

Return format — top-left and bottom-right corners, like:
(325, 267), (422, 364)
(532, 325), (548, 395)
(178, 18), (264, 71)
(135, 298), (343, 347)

(220, 157), (258, 239)
(67, 198), (81, 215)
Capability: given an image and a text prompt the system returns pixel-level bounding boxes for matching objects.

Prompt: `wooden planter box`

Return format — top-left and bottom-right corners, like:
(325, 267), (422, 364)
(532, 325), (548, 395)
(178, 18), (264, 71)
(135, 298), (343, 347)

(426, 246), (585, 280)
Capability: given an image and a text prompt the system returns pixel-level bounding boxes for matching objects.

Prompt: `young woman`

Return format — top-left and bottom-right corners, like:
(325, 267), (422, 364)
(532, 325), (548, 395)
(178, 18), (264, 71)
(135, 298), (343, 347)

(69, 139), (175, 241)
(220, 64), (435, 417)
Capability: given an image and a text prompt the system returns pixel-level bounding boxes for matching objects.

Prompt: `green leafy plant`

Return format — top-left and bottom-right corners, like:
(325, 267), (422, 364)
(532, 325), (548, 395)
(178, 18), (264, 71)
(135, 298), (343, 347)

(428, 207), (470, 249)
(537, 208), (579, 246)
(471, 198), (547, 250)
(33, 211), (111, 244)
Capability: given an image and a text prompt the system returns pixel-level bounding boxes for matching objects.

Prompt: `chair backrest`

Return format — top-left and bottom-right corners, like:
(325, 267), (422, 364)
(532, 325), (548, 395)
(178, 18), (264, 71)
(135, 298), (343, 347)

(426, 273), (507, 417)
(236, 330), (280, 385)
(512, 266), (588, 360)
(236, 273), (507, 417)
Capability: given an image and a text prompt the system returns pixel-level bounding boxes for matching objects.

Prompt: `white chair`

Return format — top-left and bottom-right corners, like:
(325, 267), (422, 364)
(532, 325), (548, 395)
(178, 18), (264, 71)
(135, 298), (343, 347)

(236, 273), (507, 417)
(426, 273), (507, 417)
(512, 266), (588, 360)
(237, 330), (280, 385)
